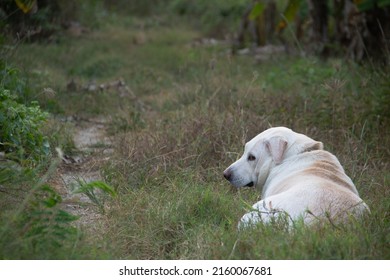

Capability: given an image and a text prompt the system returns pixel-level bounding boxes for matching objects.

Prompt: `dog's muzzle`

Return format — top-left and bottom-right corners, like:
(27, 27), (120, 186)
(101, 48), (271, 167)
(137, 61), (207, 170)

(223, 169), (254, 188)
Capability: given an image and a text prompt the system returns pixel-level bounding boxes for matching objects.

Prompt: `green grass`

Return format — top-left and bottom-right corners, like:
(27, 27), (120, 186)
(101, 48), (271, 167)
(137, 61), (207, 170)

(3, 14), (390, 259)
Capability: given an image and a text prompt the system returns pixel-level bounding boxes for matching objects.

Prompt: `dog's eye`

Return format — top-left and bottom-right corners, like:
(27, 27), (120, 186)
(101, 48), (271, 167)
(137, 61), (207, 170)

(247, 154), (256, 161)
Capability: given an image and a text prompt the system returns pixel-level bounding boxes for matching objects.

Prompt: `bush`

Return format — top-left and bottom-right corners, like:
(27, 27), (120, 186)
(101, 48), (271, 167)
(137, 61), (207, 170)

(0, 61), (85, 259)
(0, 88), (49, 164)
(0, 58), (50, 164)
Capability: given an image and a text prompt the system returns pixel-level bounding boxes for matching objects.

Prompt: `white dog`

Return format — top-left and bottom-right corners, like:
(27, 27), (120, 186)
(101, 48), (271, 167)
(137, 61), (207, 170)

(223, 127), (369, 228)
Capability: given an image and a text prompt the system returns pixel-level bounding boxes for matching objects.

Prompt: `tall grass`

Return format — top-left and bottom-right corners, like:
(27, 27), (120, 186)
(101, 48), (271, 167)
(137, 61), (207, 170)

(5, 14), (390, 259)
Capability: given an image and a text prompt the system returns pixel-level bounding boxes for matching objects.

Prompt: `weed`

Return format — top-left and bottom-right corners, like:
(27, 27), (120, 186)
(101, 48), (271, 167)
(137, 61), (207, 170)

(72, 179), (117, 214)
(0, 171), (81, 259)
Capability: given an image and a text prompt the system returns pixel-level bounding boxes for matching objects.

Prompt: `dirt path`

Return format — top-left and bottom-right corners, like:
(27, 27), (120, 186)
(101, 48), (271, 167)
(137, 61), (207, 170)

(51, 117), (112, 230)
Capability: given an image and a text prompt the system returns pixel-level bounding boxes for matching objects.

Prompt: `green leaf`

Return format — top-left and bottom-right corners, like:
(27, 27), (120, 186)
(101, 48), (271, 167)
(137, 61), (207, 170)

(249, 2), (266, 21)
(277, 0), (302, 32)
(55, 210), (79, 223)
(39, 185), (62, 208)
(74, 180), (117, 197)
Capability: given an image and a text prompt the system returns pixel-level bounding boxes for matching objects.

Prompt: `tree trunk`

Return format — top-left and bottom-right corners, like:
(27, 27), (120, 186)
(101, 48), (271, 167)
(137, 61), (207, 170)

(307, 0), (328, 54)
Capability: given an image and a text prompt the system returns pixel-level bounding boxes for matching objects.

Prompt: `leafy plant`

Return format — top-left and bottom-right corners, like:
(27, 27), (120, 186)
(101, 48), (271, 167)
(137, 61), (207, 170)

(0, 88), (49, 164)
(248, 2), (266, 20)
(0, 184), (80, 259)
(22, 185), (79, 250)
(73, 179), (117, 213)
(0, 60), (50, 165)
(277, 0), (303, 32)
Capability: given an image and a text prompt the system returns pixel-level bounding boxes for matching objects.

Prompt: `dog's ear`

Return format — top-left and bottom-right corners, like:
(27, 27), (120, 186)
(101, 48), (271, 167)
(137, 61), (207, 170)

(265, 136), (288, 165)
(293, 133), (323, 154)
(301, 140), (323, 153)
(302, 141), (324, 153)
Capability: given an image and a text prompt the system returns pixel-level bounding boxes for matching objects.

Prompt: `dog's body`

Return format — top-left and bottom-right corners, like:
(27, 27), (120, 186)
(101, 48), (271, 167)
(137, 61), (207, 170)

(223, 127), (369, 227)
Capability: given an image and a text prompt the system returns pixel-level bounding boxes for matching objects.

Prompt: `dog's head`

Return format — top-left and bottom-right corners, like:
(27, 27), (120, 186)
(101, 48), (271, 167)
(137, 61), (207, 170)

(223, 127), (323, 189)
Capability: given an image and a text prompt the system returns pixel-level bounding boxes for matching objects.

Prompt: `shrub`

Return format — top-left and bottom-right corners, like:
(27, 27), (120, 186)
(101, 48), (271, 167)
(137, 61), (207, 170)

(0, 60), (85, 259)
(0, 88), (49, 164)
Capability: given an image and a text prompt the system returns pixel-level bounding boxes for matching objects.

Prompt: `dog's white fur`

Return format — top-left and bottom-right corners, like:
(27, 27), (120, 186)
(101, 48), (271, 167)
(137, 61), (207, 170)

(223, 127), (369, 228)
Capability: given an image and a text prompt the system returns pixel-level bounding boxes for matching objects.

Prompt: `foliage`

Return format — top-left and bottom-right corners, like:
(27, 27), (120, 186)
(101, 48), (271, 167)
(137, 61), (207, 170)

(73, 179), (117, 213)
(0, 81), (94, 260)
(277, 0), (303, 32)
(249, 2), (266, 20)
(0, 88), (49, 164)
(0, 49), (85, 259)
(0, 183), (81, 259)
(0, 61), (30, 101)
(238, 0), (390, 60)
(355, 0), (390, 11)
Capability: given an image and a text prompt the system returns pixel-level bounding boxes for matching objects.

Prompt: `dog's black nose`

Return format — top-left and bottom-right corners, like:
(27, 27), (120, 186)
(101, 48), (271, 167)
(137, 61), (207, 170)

(223, 170), (232, 181)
